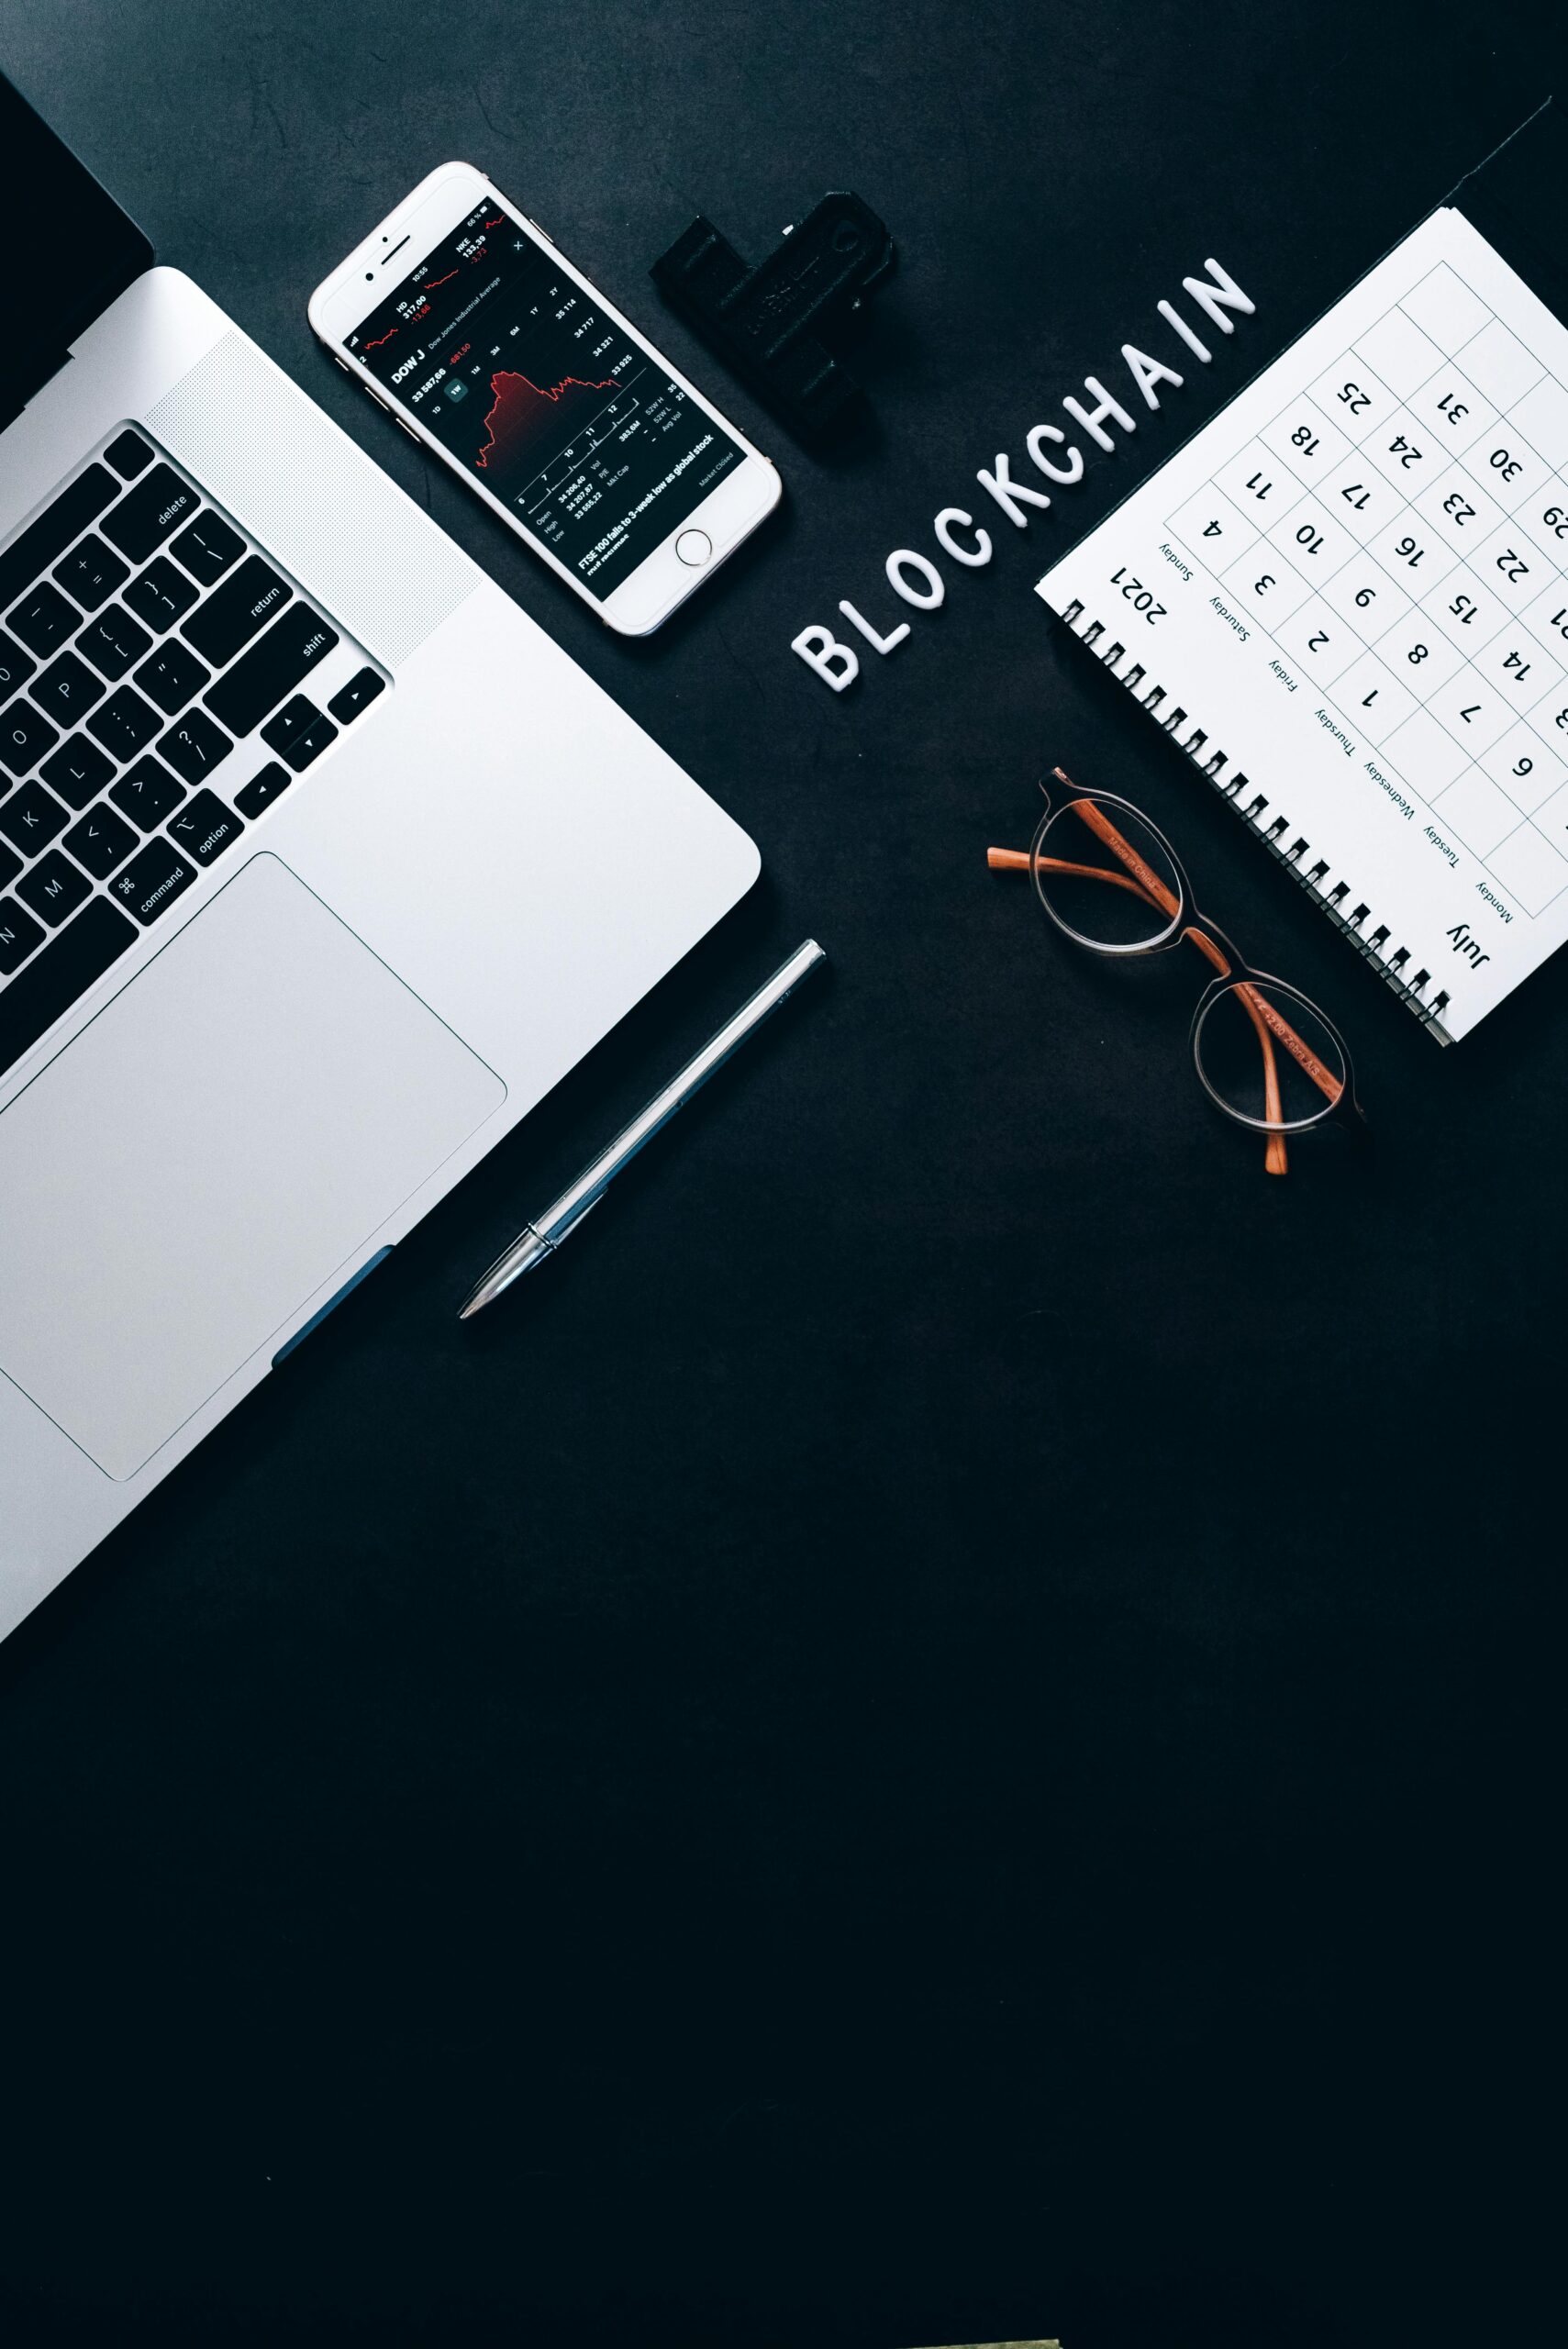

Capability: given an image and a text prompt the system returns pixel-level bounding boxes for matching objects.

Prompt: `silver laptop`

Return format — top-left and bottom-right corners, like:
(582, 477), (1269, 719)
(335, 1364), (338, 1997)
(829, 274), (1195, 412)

(0, 77), (758, 1639)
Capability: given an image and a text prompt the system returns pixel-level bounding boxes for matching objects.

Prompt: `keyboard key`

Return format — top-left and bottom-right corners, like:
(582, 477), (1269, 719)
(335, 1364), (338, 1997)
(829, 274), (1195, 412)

(17, 849), (92, 929)
(234, 762), (292, 819)
(283, 713), (337, 772)
(159, 708), (231, 783)
(39, 735), (115, 811)
(105, 429), (154, 479)
(0, 628), (37, 702)
(77, 604), (154, 680)
(183, 555), (292, 667)
(0, 841), (20, 890)
(205, 603), (339, 737)
(111, 755), (186, 831)
(170, 511), (244, 585)
(133, 639), (210, 716)
(62, 802), (139, 880)
(0, 896), (46, 974)
(52, 534), (129, 612)
(0, 778), (70, 857)
(261, 695), (319, 754)
(0, 700), (61, 778)
(123, 556), (197, 634)
(8, 581), (79, 659)
(30, 650), (106, 728)
(0, 895), (138, 1075)
(101, 463), (199, 563)
(86, 685), (161, 762)
(328, 666), (385, 724)
(167, 788), (243, 866)
(108, 839), (197, 926)
(0, 463), (118, 611)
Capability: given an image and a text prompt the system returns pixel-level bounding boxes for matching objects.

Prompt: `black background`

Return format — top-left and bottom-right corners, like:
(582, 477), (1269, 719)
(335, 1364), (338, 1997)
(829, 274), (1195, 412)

(0, 5), (1562, 2343)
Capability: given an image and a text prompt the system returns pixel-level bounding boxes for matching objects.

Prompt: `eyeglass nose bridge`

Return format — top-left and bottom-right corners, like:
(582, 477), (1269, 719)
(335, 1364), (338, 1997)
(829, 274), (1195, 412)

(1188, 911), (1247, 979)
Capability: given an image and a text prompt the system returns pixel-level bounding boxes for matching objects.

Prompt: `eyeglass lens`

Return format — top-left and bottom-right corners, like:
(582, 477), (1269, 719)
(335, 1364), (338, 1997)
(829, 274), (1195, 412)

(1031, 796), (1184, 952)
(1193, 979), (1347, 1130)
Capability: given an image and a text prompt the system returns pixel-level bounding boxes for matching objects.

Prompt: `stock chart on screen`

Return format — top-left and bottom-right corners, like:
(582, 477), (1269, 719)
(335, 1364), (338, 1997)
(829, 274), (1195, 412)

(350, 202), (746, 598)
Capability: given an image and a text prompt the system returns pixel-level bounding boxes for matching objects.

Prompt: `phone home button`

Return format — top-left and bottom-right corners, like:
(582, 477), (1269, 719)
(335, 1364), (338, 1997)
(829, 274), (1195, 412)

(674, 529), (713, 567)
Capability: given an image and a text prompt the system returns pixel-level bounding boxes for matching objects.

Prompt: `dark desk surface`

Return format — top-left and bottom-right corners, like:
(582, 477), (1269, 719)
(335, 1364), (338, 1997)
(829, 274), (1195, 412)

(0, 6), (1562, 2343)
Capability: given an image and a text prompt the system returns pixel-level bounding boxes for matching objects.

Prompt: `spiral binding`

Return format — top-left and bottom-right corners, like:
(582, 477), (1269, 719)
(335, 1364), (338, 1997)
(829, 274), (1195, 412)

(1058, 599), (1453, 1044)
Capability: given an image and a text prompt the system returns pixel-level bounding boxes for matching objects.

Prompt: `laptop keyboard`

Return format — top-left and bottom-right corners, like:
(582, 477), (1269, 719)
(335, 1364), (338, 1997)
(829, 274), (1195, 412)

(0, 429), (386, 1080)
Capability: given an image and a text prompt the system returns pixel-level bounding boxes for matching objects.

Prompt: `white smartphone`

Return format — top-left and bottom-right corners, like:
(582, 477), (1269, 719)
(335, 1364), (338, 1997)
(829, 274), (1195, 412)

(309, 162), (782, 635)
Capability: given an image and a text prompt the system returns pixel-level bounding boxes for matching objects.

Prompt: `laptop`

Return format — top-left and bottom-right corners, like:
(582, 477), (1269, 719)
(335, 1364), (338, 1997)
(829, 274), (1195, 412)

(0, 74), (759, 1640)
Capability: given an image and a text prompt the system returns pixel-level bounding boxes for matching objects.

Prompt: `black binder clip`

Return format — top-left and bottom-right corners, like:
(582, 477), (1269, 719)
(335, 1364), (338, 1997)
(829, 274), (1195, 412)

(651, 193), (895, 446)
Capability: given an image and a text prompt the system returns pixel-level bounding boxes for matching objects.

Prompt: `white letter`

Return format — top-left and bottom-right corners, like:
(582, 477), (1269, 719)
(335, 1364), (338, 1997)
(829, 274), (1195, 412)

(885, 550), (945, 609)
(1182, 257), (1255, 336)
(1062, 375), (1137, 453)
(1026, 423), (1084, 485)
(839, 598), (911, 655)
(976, 453), (1053, 528)
(933, 507), (993, 567)
(1122, 343), (1184, 410)
(1158, 297), (1211, 363)
(792, 623), (859, 691)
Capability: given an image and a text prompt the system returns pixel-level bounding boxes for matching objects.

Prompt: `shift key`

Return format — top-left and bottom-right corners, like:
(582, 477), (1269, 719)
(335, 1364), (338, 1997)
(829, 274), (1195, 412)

(204, 604), (339, 739)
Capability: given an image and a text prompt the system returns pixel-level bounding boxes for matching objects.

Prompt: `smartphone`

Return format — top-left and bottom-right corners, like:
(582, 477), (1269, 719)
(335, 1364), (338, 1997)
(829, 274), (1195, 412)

(309, 162), (782, 635)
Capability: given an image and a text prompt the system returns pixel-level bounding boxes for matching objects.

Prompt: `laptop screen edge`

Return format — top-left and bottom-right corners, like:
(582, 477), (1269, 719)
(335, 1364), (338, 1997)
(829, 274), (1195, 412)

(0, 66), (154, 425)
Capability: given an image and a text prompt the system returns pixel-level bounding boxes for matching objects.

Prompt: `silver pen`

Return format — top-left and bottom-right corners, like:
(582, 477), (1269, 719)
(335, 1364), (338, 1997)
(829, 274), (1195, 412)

(458, 939), (828, 1320)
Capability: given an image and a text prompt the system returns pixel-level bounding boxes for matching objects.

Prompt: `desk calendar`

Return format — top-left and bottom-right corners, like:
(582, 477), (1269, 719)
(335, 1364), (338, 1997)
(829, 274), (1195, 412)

(1040, 203), (1568, 1042)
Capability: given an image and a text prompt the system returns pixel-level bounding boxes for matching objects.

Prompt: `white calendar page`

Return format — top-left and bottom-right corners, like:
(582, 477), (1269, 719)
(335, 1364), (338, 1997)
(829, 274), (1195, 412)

(1039, 207), (1568, 1041)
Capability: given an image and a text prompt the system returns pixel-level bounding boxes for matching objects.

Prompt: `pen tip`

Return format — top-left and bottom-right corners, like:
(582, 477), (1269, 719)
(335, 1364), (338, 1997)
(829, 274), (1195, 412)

(457, 1227), (553, 1322)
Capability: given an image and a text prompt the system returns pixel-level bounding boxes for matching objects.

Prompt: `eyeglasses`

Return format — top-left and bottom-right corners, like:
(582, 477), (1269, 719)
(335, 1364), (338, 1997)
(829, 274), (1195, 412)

(988, 768), (1366, 1175)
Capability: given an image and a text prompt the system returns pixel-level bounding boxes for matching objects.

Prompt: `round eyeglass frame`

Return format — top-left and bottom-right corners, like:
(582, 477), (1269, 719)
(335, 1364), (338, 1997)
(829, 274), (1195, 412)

(1028, 778), (1365, 1140)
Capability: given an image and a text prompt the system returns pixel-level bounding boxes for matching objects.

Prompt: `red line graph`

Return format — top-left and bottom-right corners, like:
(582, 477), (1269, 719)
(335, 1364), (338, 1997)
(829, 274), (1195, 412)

(425, 269), (459, 290)
(363, 326), (397, 350)
(476, 369), (619, 471)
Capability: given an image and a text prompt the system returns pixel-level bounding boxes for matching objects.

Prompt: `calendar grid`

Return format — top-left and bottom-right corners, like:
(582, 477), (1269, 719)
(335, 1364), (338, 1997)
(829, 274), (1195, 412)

(1166, 255), (1568, 919)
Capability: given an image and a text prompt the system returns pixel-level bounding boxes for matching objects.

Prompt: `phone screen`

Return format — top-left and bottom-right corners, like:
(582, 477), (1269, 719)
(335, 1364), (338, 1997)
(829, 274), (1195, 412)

(348, 198), (747, 599)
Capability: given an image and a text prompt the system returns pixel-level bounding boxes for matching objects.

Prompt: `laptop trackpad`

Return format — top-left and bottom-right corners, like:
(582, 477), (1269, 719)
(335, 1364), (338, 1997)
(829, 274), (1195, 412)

(0, 855), (505, 1480)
